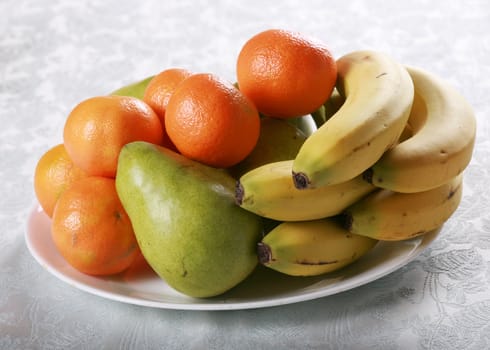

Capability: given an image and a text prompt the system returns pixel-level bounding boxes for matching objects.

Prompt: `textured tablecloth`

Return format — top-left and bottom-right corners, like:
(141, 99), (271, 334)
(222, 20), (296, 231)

(2, 0), (490, 349)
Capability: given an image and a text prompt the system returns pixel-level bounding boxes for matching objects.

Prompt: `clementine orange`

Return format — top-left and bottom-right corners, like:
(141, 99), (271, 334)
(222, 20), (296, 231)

(236, 29), (337, 118)
(143, 68), (193, 151)
(143, 68), (193, 121)
(63, 95), (164, 178)
(165, 73), (260, 168)
(34, 143), (88, 217)
(51, 176), (139, 276)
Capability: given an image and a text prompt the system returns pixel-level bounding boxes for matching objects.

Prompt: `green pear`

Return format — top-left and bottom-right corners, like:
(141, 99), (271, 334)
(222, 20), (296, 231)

(115, 141), (263, 298)
(322, 88), (345, 123)
(287, 114), (317, 137)
(236, 80), (316, 136)
(229, 117), (308, 178)
(110, 76), (154, 99)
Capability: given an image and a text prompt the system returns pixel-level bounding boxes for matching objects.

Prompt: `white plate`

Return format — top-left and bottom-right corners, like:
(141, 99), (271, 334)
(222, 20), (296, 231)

(25, 203), (440, 311)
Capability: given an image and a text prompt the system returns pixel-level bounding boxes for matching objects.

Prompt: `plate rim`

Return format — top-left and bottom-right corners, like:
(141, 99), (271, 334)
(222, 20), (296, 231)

(25, 202), (440, 311)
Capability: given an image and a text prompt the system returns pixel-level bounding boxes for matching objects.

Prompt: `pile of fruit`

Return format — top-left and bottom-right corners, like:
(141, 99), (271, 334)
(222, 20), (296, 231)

(33, 29), (476, 298)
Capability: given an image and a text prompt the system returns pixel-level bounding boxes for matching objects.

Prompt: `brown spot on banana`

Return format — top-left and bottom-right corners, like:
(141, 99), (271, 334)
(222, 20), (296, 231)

(352, 141), (371, 153)
(294, 259), (339, 265)
(448, 183), (462, 200)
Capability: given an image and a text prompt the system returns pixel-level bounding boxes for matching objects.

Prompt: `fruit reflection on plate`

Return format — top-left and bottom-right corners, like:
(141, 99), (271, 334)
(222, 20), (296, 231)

(25, 202), (440, 310)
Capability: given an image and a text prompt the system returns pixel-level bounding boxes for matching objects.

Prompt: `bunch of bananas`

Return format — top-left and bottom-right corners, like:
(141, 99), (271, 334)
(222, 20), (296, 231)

(235, 50), (476, 277)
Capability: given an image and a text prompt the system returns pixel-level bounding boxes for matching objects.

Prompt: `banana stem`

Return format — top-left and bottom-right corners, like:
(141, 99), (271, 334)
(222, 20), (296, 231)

(339, 212), (354, 231)
(362, 168), (374, 183)
(235, 181), (244, 205)
(257, 242), (272, 264)
(292, 171), (310, 189)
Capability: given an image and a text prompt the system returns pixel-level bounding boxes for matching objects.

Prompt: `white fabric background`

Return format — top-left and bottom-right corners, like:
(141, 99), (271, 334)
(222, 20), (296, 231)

(1, 0), (490, 349)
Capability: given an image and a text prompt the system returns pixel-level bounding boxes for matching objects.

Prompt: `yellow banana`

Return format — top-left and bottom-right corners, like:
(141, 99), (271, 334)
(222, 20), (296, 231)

(363, 66), (476, 192)
(394, 78), (430, 143)
(342, 174), (463, 241)
(292, 50), (414, 189)
(235, 160), (376, 221)
(319, 87), (416, 143)
(257, 219), (378, 276)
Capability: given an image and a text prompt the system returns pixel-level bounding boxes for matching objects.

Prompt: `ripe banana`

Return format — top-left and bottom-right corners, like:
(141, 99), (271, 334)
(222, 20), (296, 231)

(363, 66), (476, 193)
(235, 160), (376, 221)
(342, 174), (463, 241)
(257, 218), (378, 276)
(292, 50), (414, 189)
(318, 88), (416, 143)
(393, 80), (430, 144)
